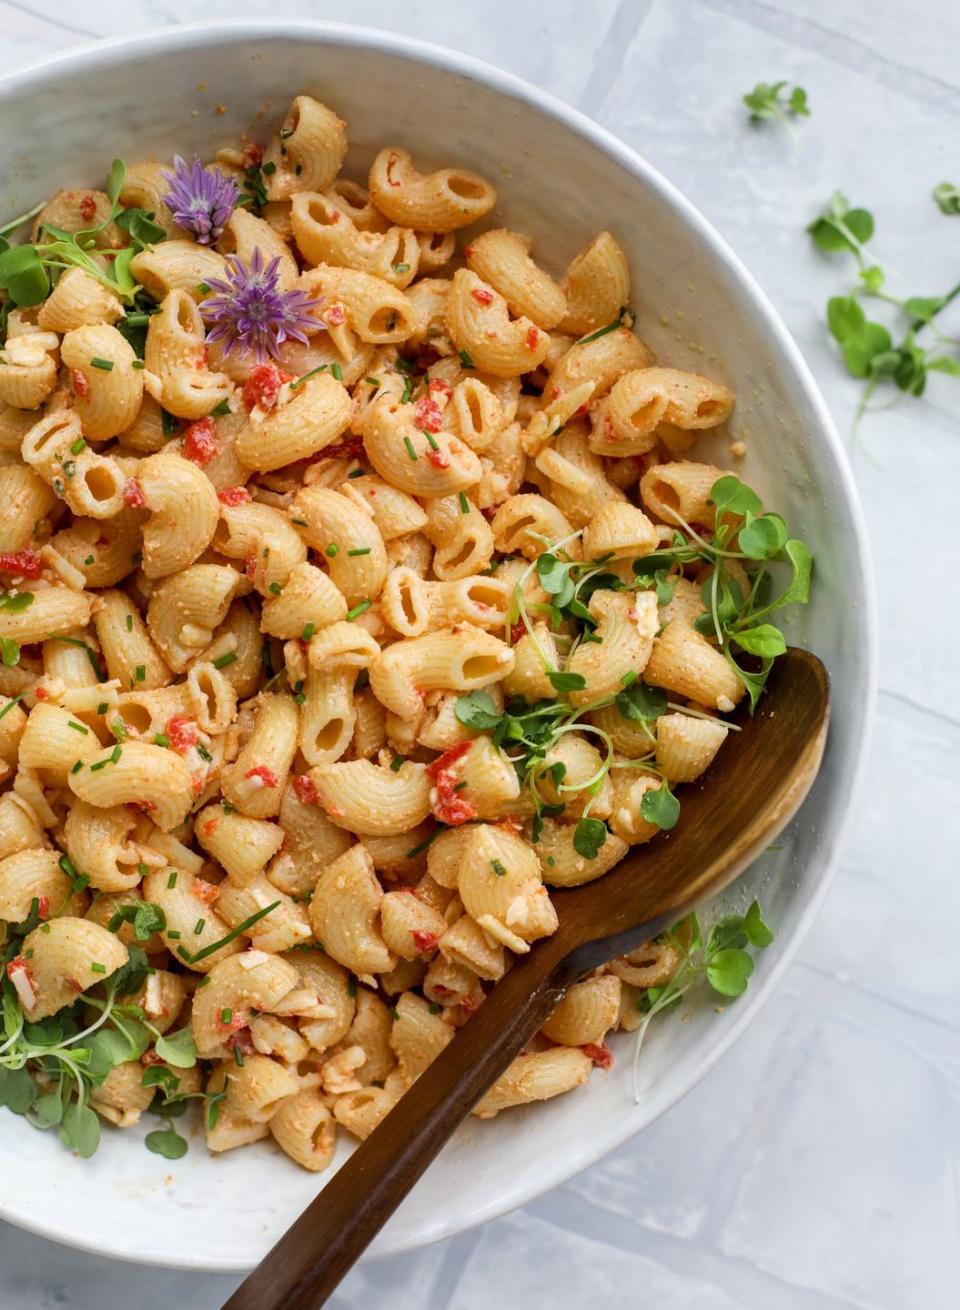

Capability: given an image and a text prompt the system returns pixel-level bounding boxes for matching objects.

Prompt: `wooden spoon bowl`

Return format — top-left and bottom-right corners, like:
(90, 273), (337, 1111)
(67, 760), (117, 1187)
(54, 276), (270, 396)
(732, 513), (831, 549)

(224, 646), (829, 1310)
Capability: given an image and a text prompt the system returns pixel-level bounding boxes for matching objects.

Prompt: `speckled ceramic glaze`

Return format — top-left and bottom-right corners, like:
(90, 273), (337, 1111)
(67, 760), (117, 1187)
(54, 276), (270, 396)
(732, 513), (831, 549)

(0, 20), (876, 1272)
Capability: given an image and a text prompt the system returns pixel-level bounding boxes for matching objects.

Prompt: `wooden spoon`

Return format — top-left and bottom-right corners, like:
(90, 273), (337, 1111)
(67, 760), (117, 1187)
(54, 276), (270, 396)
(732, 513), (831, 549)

(223, 647), (828, 1310)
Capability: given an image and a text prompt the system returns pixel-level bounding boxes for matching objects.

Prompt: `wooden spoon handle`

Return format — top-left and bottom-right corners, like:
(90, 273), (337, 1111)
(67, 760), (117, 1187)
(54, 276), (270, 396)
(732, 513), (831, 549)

(221, 930), (580, 1310)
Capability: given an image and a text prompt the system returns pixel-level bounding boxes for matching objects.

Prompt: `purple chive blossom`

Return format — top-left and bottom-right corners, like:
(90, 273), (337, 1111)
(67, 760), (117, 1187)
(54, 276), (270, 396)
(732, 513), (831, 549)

(201, 248), (320, 362)
(161, 155), (239, 245)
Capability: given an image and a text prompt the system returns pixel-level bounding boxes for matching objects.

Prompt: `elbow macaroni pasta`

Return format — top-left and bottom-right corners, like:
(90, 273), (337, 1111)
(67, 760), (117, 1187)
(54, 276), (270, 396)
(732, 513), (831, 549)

(0, 89), (798, 1174)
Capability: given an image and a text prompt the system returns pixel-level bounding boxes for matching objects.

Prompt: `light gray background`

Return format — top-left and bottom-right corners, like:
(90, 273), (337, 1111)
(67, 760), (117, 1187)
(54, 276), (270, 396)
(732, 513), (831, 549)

(1, 2), (958, 1307)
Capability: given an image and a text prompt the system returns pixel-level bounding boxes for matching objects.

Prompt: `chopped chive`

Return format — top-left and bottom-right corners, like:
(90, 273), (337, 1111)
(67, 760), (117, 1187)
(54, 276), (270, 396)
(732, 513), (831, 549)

(429, 1002), (441, 1015)
(458, 491), (470, 514)
(453, 780), (468, 792)
(89, 757), (108, 771)
(96, 702), (108, 715)
(393, 263), (410, 274)
(154, 732), (170, 747)
(301, 622), (315, 641)
(109, 718), (127, 741)
(210, 399), (231, 416)
(132, 360), (145, 370)
(138, 862), (149, 876)
(405, 829), (441, 859)
(197, 282), (211, 295)
(220, 1007), (233, 1024)
(403, 435), (418, 461)
(176, 946), (191, 961)
(291, 516), (308, 527)
(491, 859), (506, 876)
(424, 430), (440, 451)
(365, 376), (380, 386)
(268, 582), (282, 595)
(84, 554), (95, 565)
(325, 542), (339, 557)
(109, 744), (122, 763)
(167, 930), (182, 940)
(135, 664), (146, 681)
(458, 349), (475, 368)
(576, 308), (629, 344)
(194, 918), (205, 935)
(70, 759), (83, 774)
(233, 1046), (245, 1067)
(162, 410), (179, 436)
(345, 599), (372, 621)
(70, 437), (86, 455)
(125, 614), (133, 632)
(289, 365), (328, 389)
(185, 900), (281, 964)
(67, 720), (89, 734)
(347, 547), (371, 557)
(347, 976), (357, 998)
(330, 362), (343, 382)
(90, 357), (114, 371)
(195, 742), (212, 763)
(620, 670), (638, 687)
(262, 161), (277, 175)
(90, 961), (106, 974)
(167, 871), (177, 889)
(347, 467), (364, 478)
(0, 694), (23, 722)
(390, 755), (405, 772)
(213, 651), (237, 669)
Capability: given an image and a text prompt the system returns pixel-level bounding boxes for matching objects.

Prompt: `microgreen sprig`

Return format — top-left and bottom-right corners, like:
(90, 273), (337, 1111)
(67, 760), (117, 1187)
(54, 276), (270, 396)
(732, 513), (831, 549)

(632, 900), (775, 1099)
(743, 80), (810, 124)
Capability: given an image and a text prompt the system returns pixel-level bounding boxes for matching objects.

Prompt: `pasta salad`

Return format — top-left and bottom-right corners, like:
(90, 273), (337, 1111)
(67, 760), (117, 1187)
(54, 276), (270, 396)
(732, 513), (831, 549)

(0, 95), (810, 1167)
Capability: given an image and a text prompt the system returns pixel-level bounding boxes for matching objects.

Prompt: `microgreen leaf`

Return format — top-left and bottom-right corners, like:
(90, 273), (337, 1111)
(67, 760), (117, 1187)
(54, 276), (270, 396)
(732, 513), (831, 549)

(640, 781), (680, 831)
(933, 182), (960, 216)
(706, 948), (755, 997)
(547, 671), (586, 693)
(738, 513), (788, 560)
(153, 1028), (197, 1069)
(0, 1065), (37, 1114)
(733, 623), (787, 658)
(808, 193), (874, 258)
(744, 899), (775, 948)
(615, 682), (666, 722)
(826, 295), (891, 377)
(59, 1101), (100, 1158)
(454, 690), (501, 730)
(742, 80), (810, 123)
(145, 1127), (189, 1160)
(710, 475), (761, 520)
(573, 816), (607, 860)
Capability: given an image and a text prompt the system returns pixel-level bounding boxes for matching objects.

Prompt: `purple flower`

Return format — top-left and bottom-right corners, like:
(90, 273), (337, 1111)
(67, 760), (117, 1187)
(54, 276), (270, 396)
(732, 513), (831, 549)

(201, 248), (319, 362)
(162, 155), (239, 245)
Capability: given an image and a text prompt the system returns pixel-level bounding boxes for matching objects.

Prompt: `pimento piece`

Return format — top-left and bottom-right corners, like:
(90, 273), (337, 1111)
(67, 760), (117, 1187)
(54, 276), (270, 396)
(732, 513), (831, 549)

(427, 741), (476, 826)
(412, 929), (439, 954)
(426, 447), (450, 470)
(0, 551), (42, 580)
(309, 434), (365, 463)
(216, 1006), (248, 1032)
(525, 326), (540, 351)
(325, 301), (346, 327)
(413, 394), (443, 433)
(245, 764), (279, 788)
(79, 194), (98, 222)
(182, 416), (218, 466)
(509, 621), (525, 645)
(122, 479), (146, 509)
(428, 378), (452, 398)
(194, 879), (221, 906)
(225, 1027), (255, 1056)
(202, 817), (220, 836)
(166, 714), (199, 754)
(6, 956), (37, 1010)
(242, 142), (264, 168)
(141, 1049), (165, 1068)
(218, 485), (251, 506)
(471, 287), (494, 306)
(292, 774), (319, 805)
(34, 686), (50, 701)
(36, 896), (49, 919)
(70, 367), (90, 398)
(242, 362), (290, 412)
(582, 1041), (614, 1070)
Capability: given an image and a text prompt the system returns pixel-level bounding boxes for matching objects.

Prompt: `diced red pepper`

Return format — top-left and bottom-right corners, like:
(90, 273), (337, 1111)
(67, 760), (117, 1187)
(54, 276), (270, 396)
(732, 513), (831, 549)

(309, 434), (365, 463)
(463, 245), (475, 259)
(412, 929), (438, 954)
(194, 879), (221, 906)
(509, 621), (525, 645)
(245, 764), (279, 788)
(122, 479), (146, 508)
(242, 142), (263, 168)
(79, 194), (97, 222)
(427, 741), (476, 826)
(582, 1041), (614, 1069)
(426, 447), (450, 470)
(426, 741), (472, 780)
(525, 326), (540, 350)
(70, 367), (90, 398)
(242, 363), (290, 412)
(325, 301), (346, 327)
(225, 1026), (254, 1054)
(166, 714), (198, 754)
(292, 774), (319, 805)
(428, 378), (452, 398)
(202, 817), (220, 836)
(413, 394), (443, 433)
(36, 896), (49, 919)
(218, 485), (251, 506)
(183, 416), (218, 466)
(34, 686), (49, 701)
(0, 551), (42, 580)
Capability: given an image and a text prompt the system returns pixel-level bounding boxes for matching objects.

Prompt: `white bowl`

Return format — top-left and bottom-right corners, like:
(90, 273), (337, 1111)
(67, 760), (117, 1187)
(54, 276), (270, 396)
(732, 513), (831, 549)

(0, 20), (877, 1272)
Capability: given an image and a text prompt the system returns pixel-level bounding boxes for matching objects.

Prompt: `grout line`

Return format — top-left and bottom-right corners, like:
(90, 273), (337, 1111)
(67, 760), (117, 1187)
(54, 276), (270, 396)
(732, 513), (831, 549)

(0, 0), (97, 40)
(699, 0), (960, 115)
(576, 0), (657, 119)
(877, 687), (960, 736)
